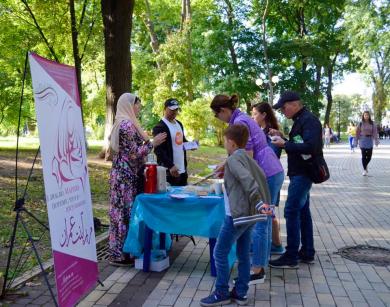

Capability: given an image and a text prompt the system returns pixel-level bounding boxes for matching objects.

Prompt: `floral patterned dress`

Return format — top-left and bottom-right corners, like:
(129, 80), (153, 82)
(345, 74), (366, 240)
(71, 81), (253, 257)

(108, 120), (153, 261)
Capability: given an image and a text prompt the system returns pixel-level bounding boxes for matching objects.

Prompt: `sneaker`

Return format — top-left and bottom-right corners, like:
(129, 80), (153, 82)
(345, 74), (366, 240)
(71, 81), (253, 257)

(109, 258), (135, 267)
(233, 270), (265, 285)
(298, 250), (315, 264)
(200, 291), (231, 306)
(362, 170), (367, 176)
(230, 288), (248, 306)
(269, 254), (298, 269)
(271, 244), (285, 255)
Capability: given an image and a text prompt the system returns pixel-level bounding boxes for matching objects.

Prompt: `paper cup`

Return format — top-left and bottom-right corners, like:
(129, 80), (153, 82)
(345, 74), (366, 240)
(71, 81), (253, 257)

(213, 182), (223, 195)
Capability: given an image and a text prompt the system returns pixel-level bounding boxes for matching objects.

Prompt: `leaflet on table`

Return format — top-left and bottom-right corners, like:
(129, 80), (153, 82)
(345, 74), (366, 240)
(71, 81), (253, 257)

(183, 141), (199, 150)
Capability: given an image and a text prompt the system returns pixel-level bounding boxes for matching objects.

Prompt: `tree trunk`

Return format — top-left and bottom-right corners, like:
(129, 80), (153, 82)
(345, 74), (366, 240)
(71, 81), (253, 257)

(224, 0), (239, 77)
(223, 0), (249, 111)
(101, 0), (135, 158)
(181, 0), (193, 102)
(313, 63), (322, 116)
(324, 55), (338, 126)
(69, 0), (83, 108)
(297, 7), (307, 93)
(372, 77), (386, 124)
(144, 0), (160, 67)
(262, 0), (273, 105)
(181, 0), (186, 30)
(324, 64), (333, 126)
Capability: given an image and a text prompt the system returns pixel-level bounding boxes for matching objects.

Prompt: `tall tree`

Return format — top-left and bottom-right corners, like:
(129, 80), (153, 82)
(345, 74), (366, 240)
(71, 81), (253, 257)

(101, 0), (135, 156)
(345, 0), (390, 123)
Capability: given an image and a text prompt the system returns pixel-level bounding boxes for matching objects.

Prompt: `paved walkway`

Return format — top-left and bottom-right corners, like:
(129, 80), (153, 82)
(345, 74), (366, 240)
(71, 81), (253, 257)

(5, 141), (390, 306)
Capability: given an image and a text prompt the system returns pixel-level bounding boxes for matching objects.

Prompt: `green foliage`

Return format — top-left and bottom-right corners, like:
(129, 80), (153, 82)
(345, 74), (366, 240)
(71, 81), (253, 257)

(0, 0), (104, 134)
(344, 0), (390, 122)
(180, 97), (213, 140)
(0, 0), (388, 139)
(329, 94), (365, 132)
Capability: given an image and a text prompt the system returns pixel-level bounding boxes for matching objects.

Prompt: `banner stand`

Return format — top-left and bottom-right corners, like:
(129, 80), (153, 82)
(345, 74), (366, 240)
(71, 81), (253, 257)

(1, 52), (104, 306)
(0, 52), (58, 306)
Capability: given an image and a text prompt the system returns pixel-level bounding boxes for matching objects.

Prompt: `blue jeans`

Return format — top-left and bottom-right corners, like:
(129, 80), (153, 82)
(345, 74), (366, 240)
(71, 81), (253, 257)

(214, 216), (253, 297)
(252, 171), (284, 268)
(348, 136), (355, 150)
(284, 175), (315, 260)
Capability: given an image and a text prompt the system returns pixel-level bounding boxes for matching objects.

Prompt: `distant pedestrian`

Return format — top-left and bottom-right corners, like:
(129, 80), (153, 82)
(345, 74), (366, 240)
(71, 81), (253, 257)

(347, 122), (357, 152)
(269, 91), (323, 269)
(323, 124), (332, 148)
(354, 111), (379, 176)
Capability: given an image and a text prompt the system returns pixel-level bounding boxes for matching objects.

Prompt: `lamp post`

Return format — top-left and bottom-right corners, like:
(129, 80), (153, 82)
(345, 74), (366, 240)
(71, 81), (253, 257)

(255, 75), (279, 104)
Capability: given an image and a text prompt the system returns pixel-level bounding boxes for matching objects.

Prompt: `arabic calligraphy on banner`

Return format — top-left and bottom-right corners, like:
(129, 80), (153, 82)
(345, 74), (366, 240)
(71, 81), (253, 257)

(29, 52), (98, 307)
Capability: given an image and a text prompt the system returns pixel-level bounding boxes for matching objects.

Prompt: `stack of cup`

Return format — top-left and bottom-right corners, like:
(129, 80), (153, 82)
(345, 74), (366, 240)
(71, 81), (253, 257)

(212, 179), (223, 195)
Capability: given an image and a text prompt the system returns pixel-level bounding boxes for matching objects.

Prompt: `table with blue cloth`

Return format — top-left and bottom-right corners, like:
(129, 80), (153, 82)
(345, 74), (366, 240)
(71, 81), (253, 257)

(123, 188), (228, 276)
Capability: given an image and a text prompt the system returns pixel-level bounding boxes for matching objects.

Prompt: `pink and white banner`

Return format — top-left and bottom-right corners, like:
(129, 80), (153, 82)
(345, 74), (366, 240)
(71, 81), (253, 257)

(28, 52), (98, 307)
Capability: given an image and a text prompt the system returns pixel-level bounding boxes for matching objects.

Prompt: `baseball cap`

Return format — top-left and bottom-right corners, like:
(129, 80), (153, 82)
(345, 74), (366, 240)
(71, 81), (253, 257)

(164, 98), (180, 110)
(273, 91), (300, 109)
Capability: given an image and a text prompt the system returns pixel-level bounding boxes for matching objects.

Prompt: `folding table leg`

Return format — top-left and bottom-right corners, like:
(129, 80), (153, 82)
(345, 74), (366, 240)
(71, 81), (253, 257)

(159, 233), (166, 250)
(143, 225), (153, 272)
(209, 238), (217, 277)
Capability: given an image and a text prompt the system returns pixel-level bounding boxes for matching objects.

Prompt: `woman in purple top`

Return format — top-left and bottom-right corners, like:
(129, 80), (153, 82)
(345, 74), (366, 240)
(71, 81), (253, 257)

(354, 111), (379, 176)
(211, 94), (284, 284)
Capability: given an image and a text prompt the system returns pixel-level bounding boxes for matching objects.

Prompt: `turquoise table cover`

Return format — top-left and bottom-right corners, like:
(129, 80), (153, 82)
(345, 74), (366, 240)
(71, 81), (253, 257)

(123, 188), (225, 257)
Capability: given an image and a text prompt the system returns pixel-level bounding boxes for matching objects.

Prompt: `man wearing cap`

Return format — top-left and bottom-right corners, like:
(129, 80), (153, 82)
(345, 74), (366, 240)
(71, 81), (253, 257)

(153, 98), (188, 186)
(268, 91), (323, 268)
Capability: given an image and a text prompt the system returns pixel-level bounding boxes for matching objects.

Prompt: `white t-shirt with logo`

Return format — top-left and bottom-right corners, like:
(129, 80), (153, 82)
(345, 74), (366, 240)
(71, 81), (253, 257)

(162, 118), (185, 174)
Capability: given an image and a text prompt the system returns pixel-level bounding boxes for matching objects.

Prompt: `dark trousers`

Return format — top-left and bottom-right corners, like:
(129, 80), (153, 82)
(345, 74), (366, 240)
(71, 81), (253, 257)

(361, 148), (373, 170)
(284, 175), (315, 260)
(167, 172), (188, 186)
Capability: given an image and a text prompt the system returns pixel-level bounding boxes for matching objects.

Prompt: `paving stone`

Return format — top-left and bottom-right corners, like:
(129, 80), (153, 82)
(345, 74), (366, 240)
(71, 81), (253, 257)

(179, 287), (197, 298)
(313, 282), (331, 294)
(96, 293), (117, 305)
(301, 296), (319, 307)
(316, 293), (335, 305)
(361, 289), (386, 307)
(173, 297), (192, 307)
(345, 290), (366, 302)
(142, 299), (160, 307)
(192, 290), (210, 301)
(333, 296), (353, 307)
(148, 289), (167, 300)
(83, 290), (105, 302)
(107, 282), (127, 294)
(255, 289), (270, 301)
(371, 282), (390, 293)
(285, 293), (302, 305)
(76, 301), (96, 307)
(159, 293), (179, 306)
(377, 292), (390, 305)
(157, 280), (173, 290)
(329, 284), (347, 297)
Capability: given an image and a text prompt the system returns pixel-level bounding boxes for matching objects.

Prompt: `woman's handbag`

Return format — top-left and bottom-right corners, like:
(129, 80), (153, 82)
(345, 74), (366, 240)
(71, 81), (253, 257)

(307, 154), (330, 184)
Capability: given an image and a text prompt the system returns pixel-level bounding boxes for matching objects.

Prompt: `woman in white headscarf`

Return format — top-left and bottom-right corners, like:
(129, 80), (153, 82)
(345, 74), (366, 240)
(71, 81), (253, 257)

(108, 93), (166, 266)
